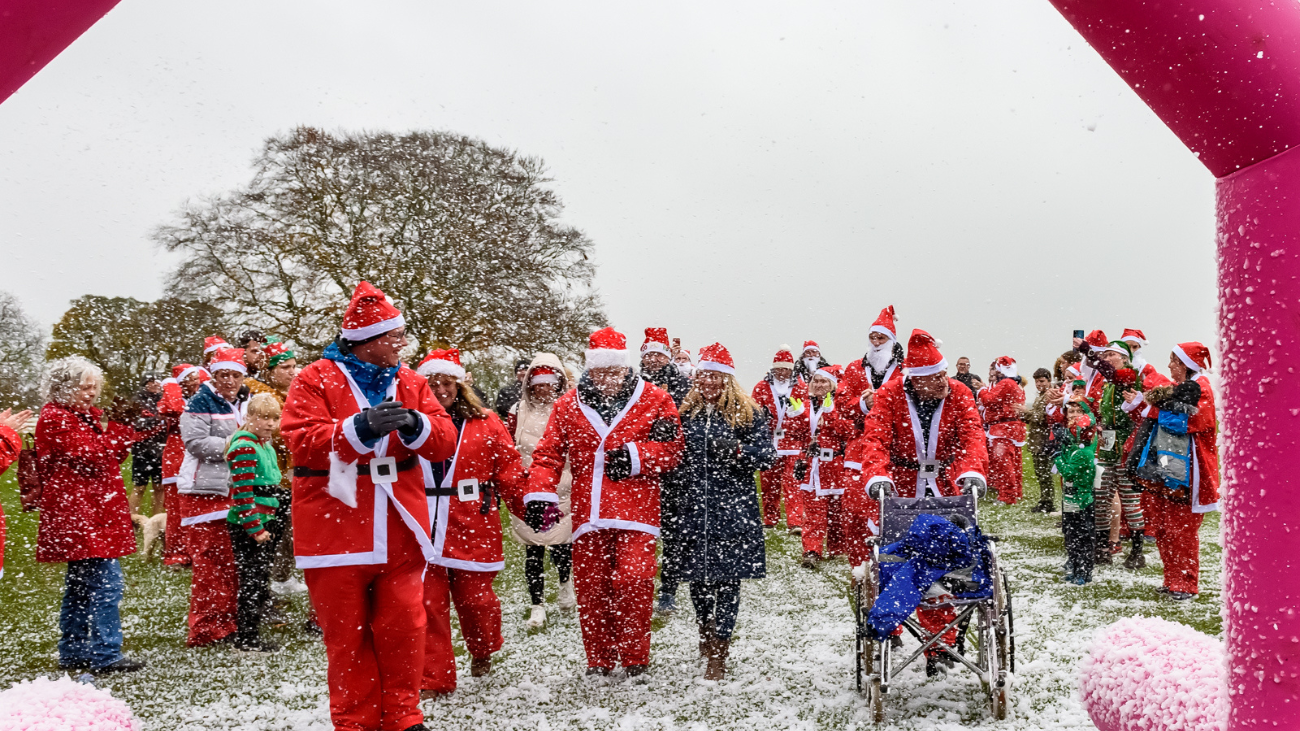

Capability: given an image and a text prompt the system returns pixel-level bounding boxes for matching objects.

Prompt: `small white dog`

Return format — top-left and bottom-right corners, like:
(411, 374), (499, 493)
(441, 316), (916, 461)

(131, 513), (169, 562)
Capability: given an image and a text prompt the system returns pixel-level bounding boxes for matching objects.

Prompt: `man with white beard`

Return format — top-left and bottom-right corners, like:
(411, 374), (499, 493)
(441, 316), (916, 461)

(751, 347), (809, 529)
(792, 341), (830, 384)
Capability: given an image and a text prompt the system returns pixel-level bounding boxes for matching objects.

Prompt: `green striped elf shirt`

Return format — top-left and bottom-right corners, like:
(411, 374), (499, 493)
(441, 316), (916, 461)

(223, 430), (283, 537)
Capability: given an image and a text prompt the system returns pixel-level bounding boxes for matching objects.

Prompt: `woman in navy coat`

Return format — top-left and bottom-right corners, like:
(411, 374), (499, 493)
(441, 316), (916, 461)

(662, 343), (777, 680)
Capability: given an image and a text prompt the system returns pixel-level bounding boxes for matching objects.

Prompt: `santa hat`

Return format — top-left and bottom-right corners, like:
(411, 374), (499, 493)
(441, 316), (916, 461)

(801, 340), (820, 355)
(203, 336), (229, 355)
(340, 281), (405, 342)
(172, 363), (204, 384)
(586, 327), (629, 369)
(1085, 329), (1109, 349)
(994, 356), (1017, 379)
(697, 343), (735, 376)
(1173, 342), (1212, 373)
(813, 364), (842, 387)
(773, 346), (795, 369)
(677, 349), (693, 362)
(209, 348), (247, 375)
(529, 366), (560, 386)
(265, 341), (295, 369)
(1120, 329), (1147, 348)
(870, 306), (897, 342)
(641, 327), (671, 356)
(902, 329), (948, 378)
(416, 348), (466, 380)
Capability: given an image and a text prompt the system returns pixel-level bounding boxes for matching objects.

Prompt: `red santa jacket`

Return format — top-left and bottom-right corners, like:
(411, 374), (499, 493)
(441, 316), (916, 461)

(978, 378), (1027, 446)
(423, 411), (539, 572)
(785, 394), (853, 496)
(158, 380), (186, 484)
(527, 378), (683, 541)
(1140, 374), (1220, 513)
(0, 424), (20, 579)
(751, 376), (809, 456)
(844, 377), (989, 498)
(282, 359), (459, 568)
(836, 358), (903, 442)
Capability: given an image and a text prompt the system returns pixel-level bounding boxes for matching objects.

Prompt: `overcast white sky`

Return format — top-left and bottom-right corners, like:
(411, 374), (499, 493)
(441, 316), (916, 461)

(0, 0), (1216, 385)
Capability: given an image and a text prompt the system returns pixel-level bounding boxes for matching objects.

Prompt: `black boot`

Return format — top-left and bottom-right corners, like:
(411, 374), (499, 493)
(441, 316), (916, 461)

(1123, 530), (1146, 570)
(1094, 532), (1113, 565)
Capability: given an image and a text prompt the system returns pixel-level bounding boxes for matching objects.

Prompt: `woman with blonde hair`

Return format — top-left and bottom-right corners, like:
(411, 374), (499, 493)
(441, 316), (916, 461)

(508, 353), (577, 631)
(661, 343), (777, 680)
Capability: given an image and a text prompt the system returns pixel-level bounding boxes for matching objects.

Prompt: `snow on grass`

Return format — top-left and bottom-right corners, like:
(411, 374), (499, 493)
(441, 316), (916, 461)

(0, 470), (1221, 729)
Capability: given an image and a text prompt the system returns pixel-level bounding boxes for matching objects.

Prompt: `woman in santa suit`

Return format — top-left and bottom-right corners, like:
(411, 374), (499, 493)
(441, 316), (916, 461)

(750, 346), (808, 530)
(416, 348), (556, 695)
(978, 356), (1027, 505)
(787, 364), (852, 568)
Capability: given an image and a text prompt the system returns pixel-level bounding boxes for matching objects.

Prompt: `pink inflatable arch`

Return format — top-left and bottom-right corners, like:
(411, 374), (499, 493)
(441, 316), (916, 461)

(2, 2), (1298, 729)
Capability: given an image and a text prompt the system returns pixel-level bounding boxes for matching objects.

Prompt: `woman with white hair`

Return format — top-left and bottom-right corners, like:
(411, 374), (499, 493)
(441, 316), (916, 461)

(35, 356), (149, 673)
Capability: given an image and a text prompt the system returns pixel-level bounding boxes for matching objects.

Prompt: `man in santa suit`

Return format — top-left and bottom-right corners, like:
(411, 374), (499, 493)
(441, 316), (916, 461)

(526, 327), (684, 676)
(843, 329), (989, 675)
(978, 356), (1027, 505)
(836, 306), (904, 565)
(792, 340), (830, 384)
(751, 346), (808, 530)
(1133, 342), (1219, 600)
(281, 282), (460, 731)
(159, 363), (206, 568)
(1119, 329), (1162, 385)
(639, 327), (691, 405)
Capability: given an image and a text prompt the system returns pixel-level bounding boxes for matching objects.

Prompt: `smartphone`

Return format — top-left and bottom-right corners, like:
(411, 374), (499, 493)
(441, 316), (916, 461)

(1072, 329), (1085, 340)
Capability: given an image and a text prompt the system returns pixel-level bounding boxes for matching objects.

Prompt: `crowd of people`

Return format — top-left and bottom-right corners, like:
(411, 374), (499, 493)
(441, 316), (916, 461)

(0, 282), (1221, 731)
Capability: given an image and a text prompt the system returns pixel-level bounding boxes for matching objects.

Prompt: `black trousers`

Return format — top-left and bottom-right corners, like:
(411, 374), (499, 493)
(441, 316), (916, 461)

(524, 544), (572, 605)
(1062, 504), (1095, 581)
(690, 581), (742, 640)
(227, 493), (287, 643)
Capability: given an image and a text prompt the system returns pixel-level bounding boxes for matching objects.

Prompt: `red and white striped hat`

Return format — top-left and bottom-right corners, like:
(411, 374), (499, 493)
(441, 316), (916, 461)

(209, 348), (247, 375)
(340, 282), (405, 342)
(902, 329), (947, 378)
(697, 343), (735, 376)
(417, 348), (465, 380)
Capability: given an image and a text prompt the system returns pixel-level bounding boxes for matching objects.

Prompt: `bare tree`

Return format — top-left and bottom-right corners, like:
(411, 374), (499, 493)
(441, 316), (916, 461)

(0, 291), (46, 408)
(155, 127), (606, 361)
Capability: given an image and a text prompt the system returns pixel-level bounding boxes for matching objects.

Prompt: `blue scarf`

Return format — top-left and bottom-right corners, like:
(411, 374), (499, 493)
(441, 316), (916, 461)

(323, 340), (398, 407)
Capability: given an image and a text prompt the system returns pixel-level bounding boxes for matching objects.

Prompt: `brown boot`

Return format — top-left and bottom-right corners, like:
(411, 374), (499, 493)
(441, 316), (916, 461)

(705, 638), (730, 680)
(470, 657), (491, 677)
(698, 620), (715, 658)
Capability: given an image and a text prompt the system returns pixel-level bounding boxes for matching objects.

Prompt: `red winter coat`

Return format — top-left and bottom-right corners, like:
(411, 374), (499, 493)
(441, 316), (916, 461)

(0, 424), (20, 578)
(978, 378), (1027, 447)
(527, 379), (683, 541)
(282, 359), (459, 568)
(751, 377), (809, 457)
(423, 411), (534, 571)
(35, 402), (140, 563)
(158, 380), (187, 484)
(785, 395), (854, 496)
(844, 378), (989, 498)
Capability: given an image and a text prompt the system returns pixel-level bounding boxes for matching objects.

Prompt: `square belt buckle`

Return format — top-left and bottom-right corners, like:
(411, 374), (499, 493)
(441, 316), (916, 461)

(774, 428), (785, 439)
(918, 459), (941, 478)
(819, 447), (835, 462)
(369, 456), (398, 485)
(458, 478), (480, 502)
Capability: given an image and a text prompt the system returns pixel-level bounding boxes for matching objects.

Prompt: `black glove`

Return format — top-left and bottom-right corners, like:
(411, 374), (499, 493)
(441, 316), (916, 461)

(365, 400), (412, 436)
(396, 409), (422, 436)
(793, 460), (808, 482)
(708, 435), (739, 460)
(524, 500), (547, 531)
(649, 418), (678, 442)
(604, 446), (632, 481)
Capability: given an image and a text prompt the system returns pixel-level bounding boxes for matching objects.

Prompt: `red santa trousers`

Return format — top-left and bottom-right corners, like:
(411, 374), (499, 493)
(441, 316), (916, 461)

(162, 483), (190, 566)
(305, 508), (428, 731)
(179, 494), (237, 647)
(987, 438), (1023, 505)
(800, 492), (846, 557)
(572, 529), (657, 669)
(916, 598), (958, 658)
(1141, 491), (1204, 594)
(759, 455), (795, 527)
(422, 567), (502, 693)
(780, 457), (805, 528)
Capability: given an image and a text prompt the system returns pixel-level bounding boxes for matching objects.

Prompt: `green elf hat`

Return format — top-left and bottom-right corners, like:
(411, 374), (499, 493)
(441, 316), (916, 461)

(1101, 340), (1133, 360)
(266, 339), (295, 368)
(1066, 397), (1095, 420)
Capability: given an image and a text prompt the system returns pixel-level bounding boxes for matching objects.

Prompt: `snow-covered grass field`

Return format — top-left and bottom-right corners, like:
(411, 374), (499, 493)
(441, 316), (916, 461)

(0, 461), (1221, 730)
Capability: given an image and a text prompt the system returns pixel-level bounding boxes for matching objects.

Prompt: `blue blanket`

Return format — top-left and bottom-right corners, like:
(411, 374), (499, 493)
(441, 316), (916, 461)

(868, 514), (988, 641)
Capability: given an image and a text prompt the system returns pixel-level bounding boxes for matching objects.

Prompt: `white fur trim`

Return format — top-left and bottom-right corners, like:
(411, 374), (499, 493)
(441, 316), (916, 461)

(342, 415), (377, 455)
(844, 461), (863, 471)
(340, 313), (406, 342)
(399, 412), (432, 450)
(626, 442), (642, 477)
(698, 360), (736, 376)
(641, 342), (670, 356)
(416, 359), (466, 380)
(523, 492), (559, 504)
(203, 342), (227, 354)
(1173, 344), (1203, 373)
(176, 365), (203, 383)
(180, 510), (228, 526)
(1121, 335), (1146, 347)
(869, 325), (896, 341)
(813, 368), (838, 387)
(585, 348), (628, 369)
(209, 359), (247, 375)
(529, 373), (559, 385)
(903, 358), (948, 378)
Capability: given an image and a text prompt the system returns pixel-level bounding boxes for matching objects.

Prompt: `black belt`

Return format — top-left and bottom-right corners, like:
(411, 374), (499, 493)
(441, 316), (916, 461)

(293, 456), (420, 478)
(889, 455), (954, 471)
(425, 487), (456, 497)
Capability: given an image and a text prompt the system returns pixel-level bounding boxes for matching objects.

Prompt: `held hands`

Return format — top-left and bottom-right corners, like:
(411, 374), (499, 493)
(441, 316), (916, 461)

(524, 500), (564, 532)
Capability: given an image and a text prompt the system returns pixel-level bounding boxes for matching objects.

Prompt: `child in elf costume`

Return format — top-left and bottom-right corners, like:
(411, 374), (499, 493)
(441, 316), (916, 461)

(1056, 398), (1097, 585)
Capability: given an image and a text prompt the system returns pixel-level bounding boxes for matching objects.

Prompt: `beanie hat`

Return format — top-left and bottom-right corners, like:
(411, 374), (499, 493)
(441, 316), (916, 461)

(586, 328), (628, 369)
(773, 346), (795, 369)
(1173, 342), (1211, 373)
(870, 306), (897, 342)
(340, 281), (405, 342)
(416, 348), (466, 381)
(209, 348), (247, 375)
(902, 329), (947, 378)
(641, 327), (671, 356)
(697, 343), (735, 376)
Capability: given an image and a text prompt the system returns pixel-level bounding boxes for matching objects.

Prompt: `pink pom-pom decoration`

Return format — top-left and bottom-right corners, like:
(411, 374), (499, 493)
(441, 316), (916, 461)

(1079, 616), (1227, 731)
(0, 675), (140, 731)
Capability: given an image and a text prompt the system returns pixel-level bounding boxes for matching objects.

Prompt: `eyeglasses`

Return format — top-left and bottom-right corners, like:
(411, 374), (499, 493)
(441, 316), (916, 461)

(382, 330), (409, 343)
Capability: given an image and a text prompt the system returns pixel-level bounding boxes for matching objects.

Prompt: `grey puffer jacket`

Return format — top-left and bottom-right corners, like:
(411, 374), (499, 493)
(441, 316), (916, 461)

(177, 383), (244, 497)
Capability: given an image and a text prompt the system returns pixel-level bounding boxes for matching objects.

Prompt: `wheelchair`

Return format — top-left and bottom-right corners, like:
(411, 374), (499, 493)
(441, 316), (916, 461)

(852, 492), (1015, 723)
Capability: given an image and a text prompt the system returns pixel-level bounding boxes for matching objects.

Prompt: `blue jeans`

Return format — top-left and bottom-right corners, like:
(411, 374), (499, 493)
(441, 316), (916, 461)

(59, 558), (125, 668)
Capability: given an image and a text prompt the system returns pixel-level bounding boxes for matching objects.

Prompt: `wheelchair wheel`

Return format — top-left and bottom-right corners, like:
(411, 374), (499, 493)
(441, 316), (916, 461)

(854, 559), (885, 724)
(988, 559), (1013, 719)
